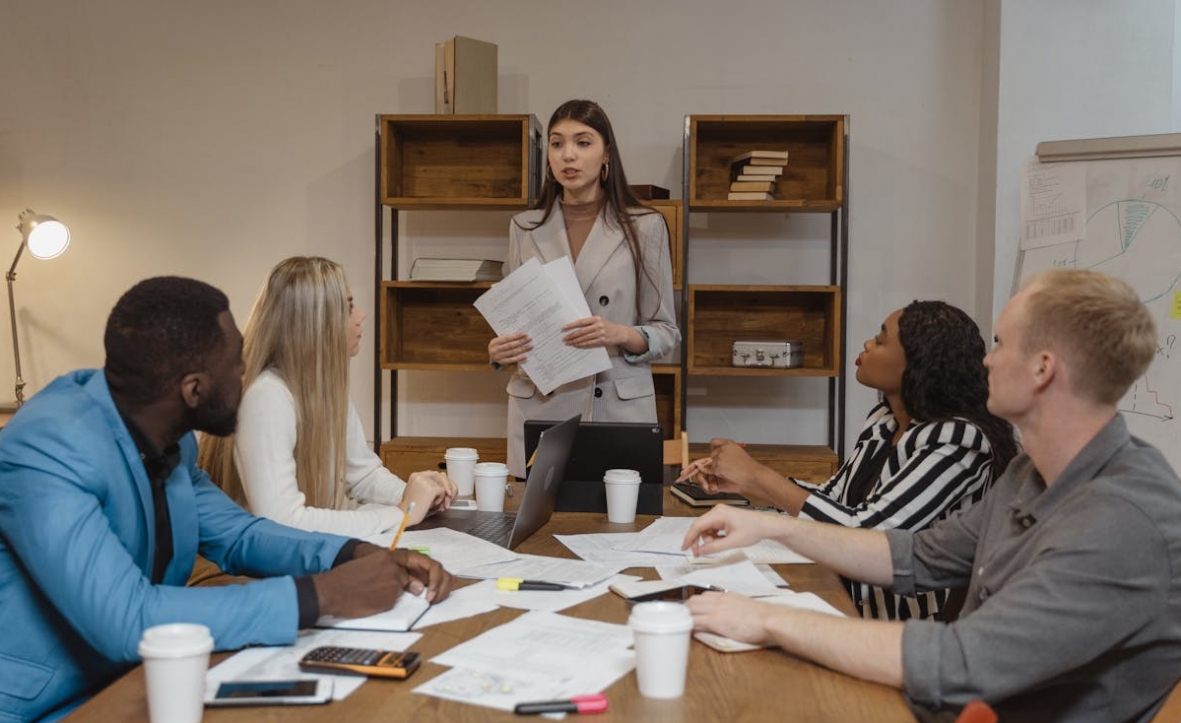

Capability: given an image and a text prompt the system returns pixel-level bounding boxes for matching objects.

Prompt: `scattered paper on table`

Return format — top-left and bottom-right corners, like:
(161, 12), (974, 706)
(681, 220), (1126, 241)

(206, 628), (421, 700)
(417, 611), (635, 712)
(459, 553), (624, 588)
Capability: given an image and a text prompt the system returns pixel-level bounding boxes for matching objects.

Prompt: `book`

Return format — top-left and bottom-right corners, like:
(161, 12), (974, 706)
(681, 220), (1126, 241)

(409, 258), (503, 282)
(316, 591), (430, 632)
(734, 173), (781, 183)
(434, 36), (497, 114)
(726, 191), (774, 201)
(735, 166), (783, 177)
(731, 150), (789, 163)
(670, 482), (750, 508)
(729, 180), (775, 194)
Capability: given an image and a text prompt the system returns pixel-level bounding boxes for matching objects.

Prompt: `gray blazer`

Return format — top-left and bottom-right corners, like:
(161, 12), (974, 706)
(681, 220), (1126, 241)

(503, 204), (679, 477)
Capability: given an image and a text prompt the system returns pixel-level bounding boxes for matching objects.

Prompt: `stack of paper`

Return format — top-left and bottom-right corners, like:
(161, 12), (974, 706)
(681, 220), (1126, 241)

(410, 258), (503, 282)
(474, 257), (611, 394)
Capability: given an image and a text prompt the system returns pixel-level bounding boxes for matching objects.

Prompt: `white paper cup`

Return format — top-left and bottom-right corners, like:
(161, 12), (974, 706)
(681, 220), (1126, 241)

(474, 462), (509, 512)
(604, 468), (642, 523)
(629, 601), (693, 699)
(445, 447), (479, 497)
(137, 623), (214, 723)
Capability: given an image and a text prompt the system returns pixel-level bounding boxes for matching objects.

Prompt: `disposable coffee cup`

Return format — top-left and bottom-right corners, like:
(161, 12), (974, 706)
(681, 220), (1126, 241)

(629, 602), (693, 699)
(604, 468), (642, 523)
(474, 462), (509, 512)
(137, 623), (214, 723)
(445, 447), (479, 497)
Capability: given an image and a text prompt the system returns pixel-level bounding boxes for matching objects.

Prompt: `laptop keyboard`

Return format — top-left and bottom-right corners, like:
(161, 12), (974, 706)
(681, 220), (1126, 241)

(468, 514), (515, 543)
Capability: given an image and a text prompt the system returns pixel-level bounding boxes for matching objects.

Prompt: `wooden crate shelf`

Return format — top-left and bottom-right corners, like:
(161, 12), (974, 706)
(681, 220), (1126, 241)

(687, 285), (841, 376)
(688, 443), (837, 485)
(687, 115), (845, 212)
(380, 281), (495, 369)
(643, 199), (683, 290)
(653, 364), (682, 440)
(379, 114), (540, 209)
(380, 437), (507, 481)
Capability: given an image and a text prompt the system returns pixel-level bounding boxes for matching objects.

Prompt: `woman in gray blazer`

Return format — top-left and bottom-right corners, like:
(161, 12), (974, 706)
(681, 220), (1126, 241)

(489, 99), (680, 477)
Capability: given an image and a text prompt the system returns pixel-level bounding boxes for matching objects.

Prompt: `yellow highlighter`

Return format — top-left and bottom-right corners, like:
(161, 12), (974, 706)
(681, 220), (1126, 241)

(496, 577), (567, 592)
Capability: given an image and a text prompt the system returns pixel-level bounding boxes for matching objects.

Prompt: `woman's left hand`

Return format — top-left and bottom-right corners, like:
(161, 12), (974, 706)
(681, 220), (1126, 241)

(562, 316), (625, 349)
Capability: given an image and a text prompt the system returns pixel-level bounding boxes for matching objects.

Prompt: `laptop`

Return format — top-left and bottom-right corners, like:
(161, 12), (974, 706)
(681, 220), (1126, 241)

(523, 420), (664, 515)
(414, 414), (580, 549)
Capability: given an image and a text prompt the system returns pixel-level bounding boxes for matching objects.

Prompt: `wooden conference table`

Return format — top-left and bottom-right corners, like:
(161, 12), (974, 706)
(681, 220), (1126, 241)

(66, 485), (916, 723)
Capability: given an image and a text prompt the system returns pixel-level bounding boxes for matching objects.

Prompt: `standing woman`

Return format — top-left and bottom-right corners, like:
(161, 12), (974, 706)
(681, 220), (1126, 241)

(489, 99), (680, 478)
(199, 256), (455, 538)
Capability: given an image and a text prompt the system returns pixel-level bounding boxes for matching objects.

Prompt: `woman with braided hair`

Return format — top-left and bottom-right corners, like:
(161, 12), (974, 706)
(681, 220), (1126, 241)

(681, 301), (1017, 620)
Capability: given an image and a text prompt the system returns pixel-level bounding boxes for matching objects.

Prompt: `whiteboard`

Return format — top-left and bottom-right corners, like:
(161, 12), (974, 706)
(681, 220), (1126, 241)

(1016, 139), (1181, 469)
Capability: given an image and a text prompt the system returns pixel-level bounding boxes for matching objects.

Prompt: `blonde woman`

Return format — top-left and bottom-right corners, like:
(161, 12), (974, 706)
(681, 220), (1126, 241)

(200, 256), (455, 537)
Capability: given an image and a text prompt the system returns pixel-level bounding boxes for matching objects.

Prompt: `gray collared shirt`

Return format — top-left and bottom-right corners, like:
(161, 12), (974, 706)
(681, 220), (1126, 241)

(887, 414), (1181, 722)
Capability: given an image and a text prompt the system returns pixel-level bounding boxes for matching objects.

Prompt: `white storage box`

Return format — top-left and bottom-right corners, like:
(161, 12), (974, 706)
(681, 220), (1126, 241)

(731, 340), (804, 369)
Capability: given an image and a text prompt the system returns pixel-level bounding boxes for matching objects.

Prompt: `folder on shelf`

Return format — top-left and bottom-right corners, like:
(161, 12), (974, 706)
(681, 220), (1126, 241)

(434, 36), (497, 114)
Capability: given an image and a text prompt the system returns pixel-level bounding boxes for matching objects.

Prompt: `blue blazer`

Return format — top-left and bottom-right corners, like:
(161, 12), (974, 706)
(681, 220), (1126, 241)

(0, 370), (351, 722)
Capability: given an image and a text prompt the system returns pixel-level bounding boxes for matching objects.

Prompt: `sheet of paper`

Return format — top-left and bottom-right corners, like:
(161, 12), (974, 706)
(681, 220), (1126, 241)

(693, 591), (845, 653)
(617, 516), (814, 564)
(417, 611), (635, 712)
(1019, 157), (1087, 250)
(205, 628), (421, 701)
(366, 527), (521, 574)
(413, 582), (501, 630)
(473, 257), (611, 394)
(555, 531), (687, 567)
(458, 553), (625, 588)
(656, 557), (785, 596)
(316, 590), (430, 632)
(466, 573), (638, 613)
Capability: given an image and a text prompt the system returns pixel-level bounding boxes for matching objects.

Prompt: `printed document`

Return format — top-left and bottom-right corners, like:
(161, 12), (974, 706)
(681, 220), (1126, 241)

(474, 257), (611, 394)
(416, 610), (634, 711)
(1020, 157), (1086, 250)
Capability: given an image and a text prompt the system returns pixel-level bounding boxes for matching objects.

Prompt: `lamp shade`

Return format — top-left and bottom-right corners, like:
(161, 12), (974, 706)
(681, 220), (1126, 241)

(17, 211), (70, 260)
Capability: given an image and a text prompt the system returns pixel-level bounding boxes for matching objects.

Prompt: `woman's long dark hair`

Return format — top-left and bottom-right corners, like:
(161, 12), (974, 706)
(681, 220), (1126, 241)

(516, 99), (660, 319)
(897, 300), (1018, 474)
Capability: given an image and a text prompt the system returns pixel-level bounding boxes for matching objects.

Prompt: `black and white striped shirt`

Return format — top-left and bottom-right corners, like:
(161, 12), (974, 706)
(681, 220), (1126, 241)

(794, 403), (995, 620)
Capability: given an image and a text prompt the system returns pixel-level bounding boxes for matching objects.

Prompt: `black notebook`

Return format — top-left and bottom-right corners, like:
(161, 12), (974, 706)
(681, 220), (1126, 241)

(670, 482), (750, 508)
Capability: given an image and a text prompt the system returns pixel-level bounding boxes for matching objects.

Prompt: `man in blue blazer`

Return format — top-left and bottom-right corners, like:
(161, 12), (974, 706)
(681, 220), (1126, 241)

(0, 277), (453, 722)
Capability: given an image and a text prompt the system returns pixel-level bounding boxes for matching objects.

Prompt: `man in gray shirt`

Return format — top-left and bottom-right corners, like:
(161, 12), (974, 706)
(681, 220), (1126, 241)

(682, 269), (1181, 722)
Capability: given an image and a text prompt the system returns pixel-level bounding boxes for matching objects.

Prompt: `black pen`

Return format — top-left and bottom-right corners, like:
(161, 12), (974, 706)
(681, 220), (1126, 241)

(496, 577), (569, 592)
(514, 693), (608, 715)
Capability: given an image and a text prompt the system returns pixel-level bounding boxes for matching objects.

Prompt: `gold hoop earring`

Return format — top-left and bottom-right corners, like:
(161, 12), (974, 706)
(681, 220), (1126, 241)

(600, 164), (609, 183)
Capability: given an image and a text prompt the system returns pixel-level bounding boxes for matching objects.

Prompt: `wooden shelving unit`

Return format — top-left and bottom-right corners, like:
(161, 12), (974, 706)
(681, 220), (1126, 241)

(373, 114), (541, 459)
(682, 114), (849, 476)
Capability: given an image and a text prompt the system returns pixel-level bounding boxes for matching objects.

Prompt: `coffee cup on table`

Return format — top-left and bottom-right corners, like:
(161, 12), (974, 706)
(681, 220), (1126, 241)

(444, 447), (479, 497)
(604, 468), (642, 523)
(474, 462), (510, 512)
(137, 623), (214, 723)
(628, 601), (693, 699)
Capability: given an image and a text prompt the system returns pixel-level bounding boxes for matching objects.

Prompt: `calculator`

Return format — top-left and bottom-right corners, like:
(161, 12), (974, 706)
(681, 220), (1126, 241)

(298, 646), (421, 679)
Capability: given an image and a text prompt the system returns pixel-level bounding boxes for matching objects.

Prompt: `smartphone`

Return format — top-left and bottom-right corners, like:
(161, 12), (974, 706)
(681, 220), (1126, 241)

(625, 584), (718, 605)
(205, 678), (332, 707)
(299, 646), (421, 679)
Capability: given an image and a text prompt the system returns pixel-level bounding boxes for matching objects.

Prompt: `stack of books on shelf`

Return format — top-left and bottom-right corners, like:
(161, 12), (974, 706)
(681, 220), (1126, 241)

(728, 150), (789, 200)
(409, 258), (503, 282)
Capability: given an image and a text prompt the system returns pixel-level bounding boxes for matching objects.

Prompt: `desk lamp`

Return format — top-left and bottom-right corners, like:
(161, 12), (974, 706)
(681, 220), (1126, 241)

(5, 209), (70, 409)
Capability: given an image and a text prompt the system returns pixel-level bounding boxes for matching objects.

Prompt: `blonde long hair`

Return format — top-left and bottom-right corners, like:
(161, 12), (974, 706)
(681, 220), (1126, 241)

(199, 256), (351, 509)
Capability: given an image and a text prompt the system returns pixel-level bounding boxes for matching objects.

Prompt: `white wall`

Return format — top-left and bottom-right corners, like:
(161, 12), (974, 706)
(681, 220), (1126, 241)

(2, 0), (987, 455)
(988, 0), (1178, 324)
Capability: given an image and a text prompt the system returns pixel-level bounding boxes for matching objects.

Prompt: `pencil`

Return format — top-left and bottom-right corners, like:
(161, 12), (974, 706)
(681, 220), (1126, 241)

(390, 501), (415, 551)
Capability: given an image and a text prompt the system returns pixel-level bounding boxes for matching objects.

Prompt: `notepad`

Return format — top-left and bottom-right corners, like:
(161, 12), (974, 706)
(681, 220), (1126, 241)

(315, 591), (431, 632)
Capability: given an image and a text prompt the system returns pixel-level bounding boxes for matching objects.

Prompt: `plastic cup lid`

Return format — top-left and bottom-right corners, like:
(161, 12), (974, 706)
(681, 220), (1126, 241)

(473, 462), (508, 474)
(445, 447), (479, 460)
(604, 468), (641, 484)
(629, 601), (693, 633)
(137, 623), (214, 658)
